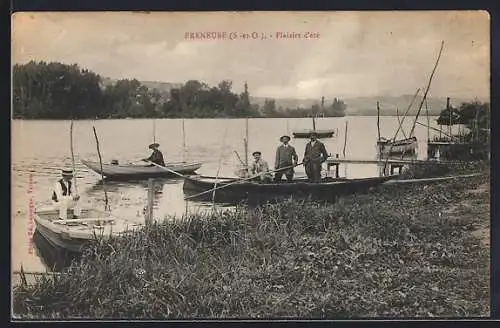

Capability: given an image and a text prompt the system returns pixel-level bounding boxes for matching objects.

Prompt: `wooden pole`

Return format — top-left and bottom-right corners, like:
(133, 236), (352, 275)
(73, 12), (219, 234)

(408, 40), (445, 138)
(152, 119), (156, 143)
(69, 121), (78, 195)
(343, 120), (348, 177)
(425, 98), (430, 142)
(396, 107), (407, 139)
(92, 126), (109, 211)
(376, 101), (381, 141)
(145, 178), (154, 226)
(182, 119), (186, 163)
(447, 97), (452, 138)
(342, 120), (348, 158)
(244, 118), (249, 170)
(312, 115), (316, 131)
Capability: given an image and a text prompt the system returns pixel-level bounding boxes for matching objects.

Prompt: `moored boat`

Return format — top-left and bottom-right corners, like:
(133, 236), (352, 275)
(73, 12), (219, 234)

(81, 159), (202, 180)
(34, 206), (139, 253)
(377, 136), (417, 155)
(292, 129), (335, 139)
(183, 174), (396, 204)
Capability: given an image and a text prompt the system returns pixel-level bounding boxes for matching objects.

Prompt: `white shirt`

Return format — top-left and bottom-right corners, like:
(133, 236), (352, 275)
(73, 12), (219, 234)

(53, 179), (75, 204)
(310, 140), (317, 147)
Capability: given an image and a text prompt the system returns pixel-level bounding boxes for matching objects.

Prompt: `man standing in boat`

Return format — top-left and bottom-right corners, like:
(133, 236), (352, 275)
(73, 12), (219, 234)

(303, 132), (329, 183)
(274, 135), (298, 182)
(142, 143), (165, 166)
(250, 151), (273, 182)
(52, 168), (81, 220)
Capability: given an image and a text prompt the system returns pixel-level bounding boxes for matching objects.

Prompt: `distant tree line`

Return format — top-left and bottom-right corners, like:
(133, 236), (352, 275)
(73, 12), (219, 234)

(12, 61), (347, 119)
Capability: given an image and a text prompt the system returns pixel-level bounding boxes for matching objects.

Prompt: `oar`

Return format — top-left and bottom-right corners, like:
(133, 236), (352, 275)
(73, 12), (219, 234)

(144, 160), (187, 179)
(184, 155), (330, 201)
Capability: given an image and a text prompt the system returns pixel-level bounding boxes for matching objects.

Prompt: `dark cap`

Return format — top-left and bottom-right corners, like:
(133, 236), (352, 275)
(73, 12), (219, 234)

(252, 151), (262, 156)
(149, 143), (160, 149)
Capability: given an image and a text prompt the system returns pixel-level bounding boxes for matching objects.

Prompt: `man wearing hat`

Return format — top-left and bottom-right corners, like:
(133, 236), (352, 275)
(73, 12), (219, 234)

(52, 168), (81, 220)
(274, 135), (298, 182)
(142, 143), (165, 166)
(250, 151), (272, 182)
(303, 131), (329, 183)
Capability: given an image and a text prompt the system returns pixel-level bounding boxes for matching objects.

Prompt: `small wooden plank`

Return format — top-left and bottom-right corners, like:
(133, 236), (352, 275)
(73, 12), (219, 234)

(53, 217), (115, 224)
(326, 158), (464, 165)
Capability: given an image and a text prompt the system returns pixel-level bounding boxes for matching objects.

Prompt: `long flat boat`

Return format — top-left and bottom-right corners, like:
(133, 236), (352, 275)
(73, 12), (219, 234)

(292, 129), (335, 139)
(81, 159), (202, 180)
(183, 175), (396, 203)
(34, 206), (140, 253)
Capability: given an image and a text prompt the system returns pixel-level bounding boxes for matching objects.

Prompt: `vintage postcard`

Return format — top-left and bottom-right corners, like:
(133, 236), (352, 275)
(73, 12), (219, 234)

(11, 11), (490, 319)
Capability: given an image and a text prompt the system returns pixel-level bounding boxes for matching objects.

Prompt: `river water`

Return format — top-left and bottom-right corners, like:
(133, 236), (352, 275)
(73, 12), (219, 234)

(12, 116), (449, 272)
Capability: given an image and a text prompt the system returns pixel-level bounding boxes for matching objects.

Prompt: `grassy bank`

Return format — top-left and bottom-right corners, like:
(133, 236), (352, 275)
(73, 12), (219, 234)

(13, 166), (490, 319)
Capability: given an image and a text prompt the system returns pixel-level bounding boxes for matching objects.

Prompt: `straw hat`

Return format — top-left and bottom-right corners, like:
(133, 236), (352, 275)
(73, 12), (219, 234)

(61, 168), (73, 177)
(280, 135), (291, 142)
(148, 143), (160, 149)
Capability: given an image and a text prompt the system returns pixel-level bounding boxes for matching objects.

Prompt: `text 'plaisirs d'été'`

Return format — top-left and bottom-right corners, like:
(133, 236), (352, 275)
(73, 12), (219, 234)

(184, 32), (321, 41)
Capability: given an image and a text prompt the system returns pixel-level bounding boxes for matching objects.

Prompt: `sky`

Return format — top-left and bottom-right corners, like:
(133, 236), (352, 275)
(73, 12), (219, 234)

(12, 11), (490, 99)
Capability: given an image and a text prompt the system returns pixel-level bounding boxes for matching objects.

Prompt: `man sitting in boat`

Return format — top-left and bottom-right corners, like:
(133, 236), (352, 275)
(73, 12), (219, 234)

(303, 132), (329, 183)
(274, 135), (298, 183)
(142, 143), (165, 166)
(52, 168), (81, 220)
(250, 151), (273, 183)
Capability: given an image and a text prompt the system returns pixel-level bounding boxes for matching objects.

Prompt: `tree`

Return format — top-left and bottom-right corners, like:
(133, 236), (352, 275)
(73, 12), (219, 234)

(262, 98), (278, 117)
(327, 98), (347, 117)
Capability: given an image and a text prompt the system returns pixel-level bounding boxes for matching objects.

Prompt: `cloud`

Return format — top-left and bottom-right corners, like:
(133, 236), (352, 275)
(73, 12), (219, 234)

(12, 11), (490, 99)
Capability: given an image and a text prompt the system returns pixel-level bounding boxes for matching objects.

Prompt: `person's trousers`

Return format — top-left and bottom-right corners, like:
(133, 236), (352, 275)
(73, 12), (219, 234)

(274, 168), (294, 182)
(305, 161), (322, 182)
(56, 199), (81, 220)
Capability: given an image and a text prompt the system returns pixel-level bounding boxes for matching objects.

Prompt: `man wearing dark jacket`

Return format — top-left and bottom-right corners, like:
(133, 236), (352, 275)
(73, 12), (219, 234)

(143, 143), (165, 166)
(274, 135), (298, 182)
(303, 132), (329, 182)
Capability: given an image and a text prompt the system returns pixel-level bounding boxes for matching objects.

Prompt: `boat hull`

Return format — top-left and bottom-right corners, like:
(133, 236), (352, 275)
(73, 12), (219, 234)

(293, 130), (335, 139)
(183, 175), (395, 204)
(34, 207), (138, 253)
(81, 159), (202, 180)
(377, 137), (417, 155)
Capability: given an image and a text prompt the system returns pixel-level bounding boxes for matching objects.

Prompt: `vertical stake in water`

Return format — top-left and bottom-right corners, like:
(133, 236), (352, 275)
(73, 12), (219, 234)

(447, 97), (452, 139)
(244, 117), (249, 171)
(182, 118), (186, 163)
(213, 123), (229, 205)
(92, 126), (109, 212)
(376, 101), (381, 141)
(343, 120), (348, 177)
(146, 178), (154, 226)
(152, 119), (156, 144)
(425, 98), (430, 142)
(70, 120), (80, 221)
(70, 121), (78, 195)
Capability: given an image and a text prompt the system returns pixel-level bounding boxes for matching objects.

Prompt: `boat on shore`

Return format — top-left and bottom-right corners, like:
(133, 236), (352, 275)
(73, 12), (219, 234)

(377, 136), (417, 155)
(81, 159), (202, 180)
(34, 206), (139, 253)
(183, 175), (396, 203)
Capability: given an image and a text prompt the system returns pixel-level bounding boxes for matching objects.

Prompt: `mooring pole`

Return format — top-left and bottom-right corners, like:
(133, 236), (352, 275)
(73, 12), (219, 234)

(146, 178), (154, 226)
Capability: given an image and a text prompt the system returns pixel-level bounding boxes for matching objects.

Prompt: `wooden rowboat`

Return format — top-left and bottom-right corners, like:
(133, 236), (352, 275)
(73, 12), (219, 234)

(34, 206), (139, 253)
(81, 159), (202, 180)
(183, 175), (396, 204)
(377, 136), (417, 155)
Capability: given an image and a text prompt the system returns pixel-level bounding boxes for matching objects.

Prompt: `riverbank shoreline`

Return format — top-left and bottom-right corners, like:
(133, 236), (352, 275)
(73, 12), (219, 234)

(12, 164), (490, 319)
